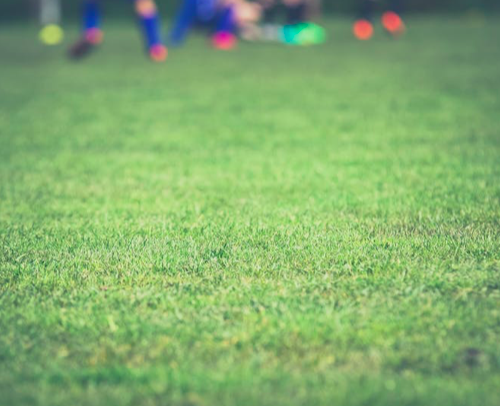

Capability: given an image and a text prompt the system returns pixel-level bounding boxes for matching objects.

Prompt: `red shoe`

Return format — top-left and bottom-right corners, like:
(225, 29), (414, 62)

(353, 19), (374, 41)
(149, 44), (168, 62)
(212, 32), (237, 50)
(382, 11), (405, 37)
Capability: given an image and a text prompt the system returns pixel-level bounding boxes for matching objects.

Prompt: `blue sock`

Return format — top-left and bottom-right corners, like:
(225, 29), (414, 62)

(215, 5), (235, 34)
(83, 0), (101, 31)
(169, 0), (198, 46)
(138, 12), (162, 47)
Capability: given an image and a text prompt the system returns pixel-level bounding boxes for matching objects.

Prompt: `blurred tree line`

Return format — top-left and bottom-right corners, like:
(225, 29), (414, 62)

(2, 0), (499, 21)
(324, 0), (499, 13)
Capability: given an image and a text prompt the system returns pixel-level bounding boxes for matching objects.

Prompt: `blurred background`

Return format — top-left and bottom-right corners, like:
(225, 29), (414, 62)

(2, 0), (499, 21)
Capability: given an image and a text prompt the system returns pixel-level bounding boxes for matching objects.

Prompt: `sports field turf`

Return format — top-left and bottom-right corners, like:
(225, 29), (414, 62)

(1, 17), (500, 406)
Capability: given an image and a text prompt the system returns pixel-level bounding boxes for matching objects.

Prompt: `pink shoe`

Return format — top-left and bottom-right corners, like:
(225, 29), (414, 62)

(85, 28), (104, 45)
(212, 32), (237, 50)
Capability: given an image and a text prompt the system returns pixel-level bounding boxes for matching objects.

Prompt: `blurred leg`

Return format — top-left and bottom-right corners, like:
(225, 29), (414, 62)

(82, 0), (104, 43)
(215, 6), (235, 33)
(169, 0), (198, 46)
(68, 0), (103, 59)
(134, 0), (167, 61)
(212, 6), (237, 50)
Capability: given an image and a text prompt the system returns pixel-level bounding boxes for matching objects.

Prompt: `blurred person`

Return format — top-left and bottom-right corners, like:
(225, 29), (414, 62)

(169, 0), (262, 50)
(353, 0), (405, 40)
(39, 0), (64, 45)
(68, 0), (167, 62)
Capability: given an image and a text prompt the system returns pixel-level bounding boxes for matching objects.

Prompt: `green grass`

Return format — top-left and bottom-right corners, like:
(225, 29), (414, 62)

(1, 16), (500, 406)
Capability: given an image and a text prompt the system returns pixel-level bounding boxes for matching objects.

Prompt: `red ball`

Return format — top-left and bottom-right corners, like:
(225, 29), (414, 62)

(382, 11), (405, 35)
(353, 20), (374, 41)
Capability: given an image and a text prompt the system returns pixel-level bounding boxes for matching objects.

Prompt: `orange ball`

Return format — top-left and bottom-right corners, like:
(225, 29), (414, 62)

(353, 19), (374, 41)
(382, 11), (405, 35)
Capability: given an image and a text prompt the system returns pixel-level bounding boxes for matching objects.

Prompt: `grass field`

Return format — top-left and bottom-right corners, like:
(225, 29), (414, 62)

(1, 17), (500, 406)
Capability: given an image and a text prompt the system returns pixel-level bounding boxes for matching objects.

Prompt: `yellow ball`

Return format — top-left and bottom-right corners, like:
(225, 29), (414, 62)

(39, 24), (64, 46)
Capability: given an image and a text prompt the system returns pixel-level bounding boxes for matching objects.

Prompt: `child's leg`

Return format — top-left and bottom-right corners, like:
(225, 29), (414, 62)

(68, 0), (103, 59)
(82, 0), (104, 43)
(215, 6), (236, 34)
(134, 0), (167, 61)
(169, 0), (199, 46)
(212, 5), (237, 50)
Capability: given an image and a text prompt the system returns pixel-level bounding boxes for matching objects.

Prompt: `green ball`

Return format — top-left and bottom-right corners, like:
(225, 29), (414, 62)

(296, 23), (326, 45)
(39, 24), (64, 46)
(281, 23), (326, 46)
